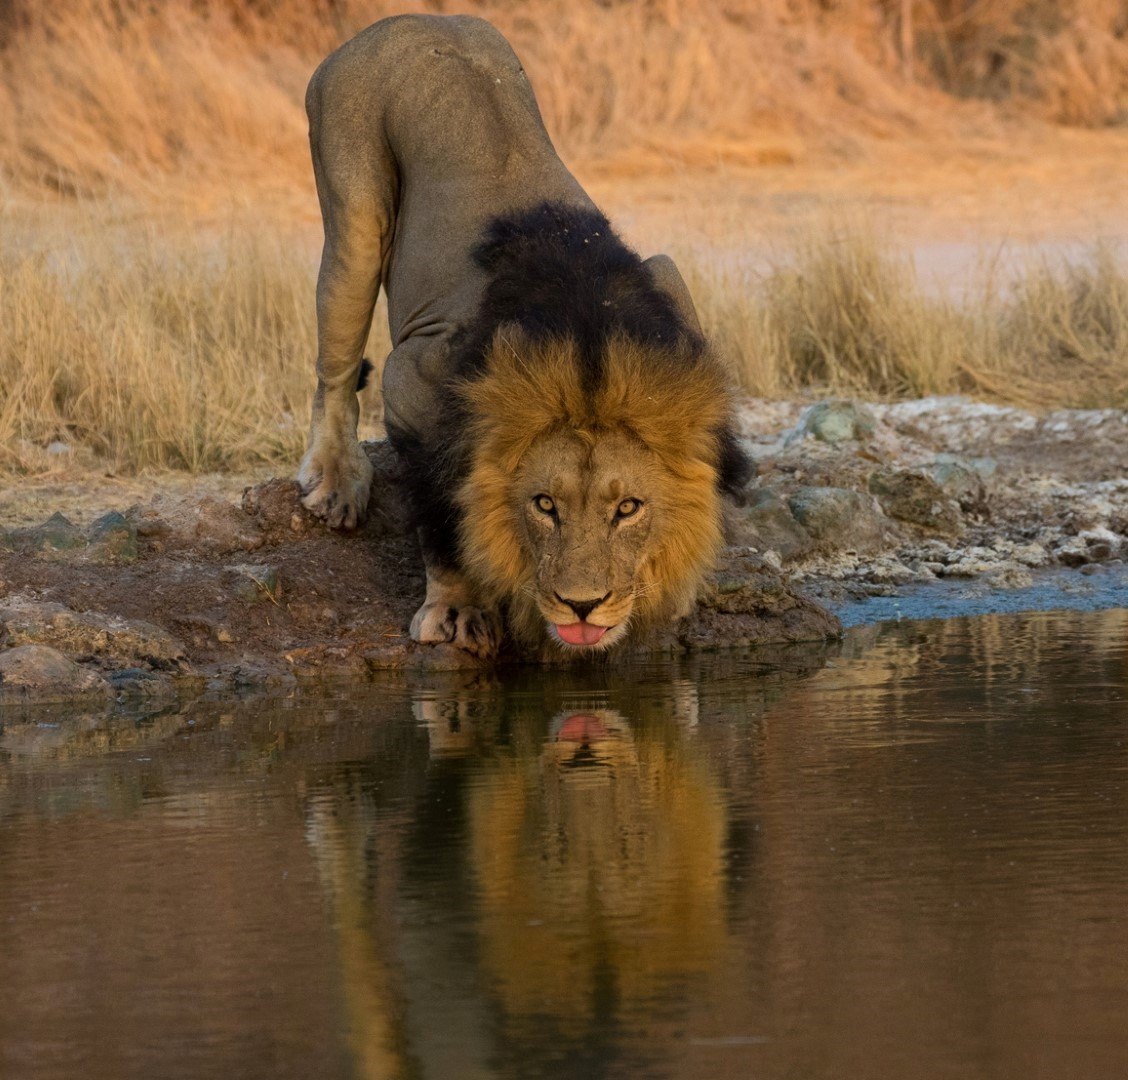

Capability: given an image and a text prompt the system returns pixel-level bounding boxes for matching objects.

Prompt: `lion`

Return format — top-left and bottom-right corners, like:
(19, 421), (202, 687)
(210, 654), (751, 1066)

(299, 14), (749, 657)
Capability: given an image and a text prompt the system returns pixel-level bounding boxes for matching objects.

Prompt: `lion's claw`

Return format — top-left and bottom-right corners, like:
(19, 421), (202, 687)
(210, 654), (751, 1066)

(411, 601), (500, 659)
(298, 440), (374, 531)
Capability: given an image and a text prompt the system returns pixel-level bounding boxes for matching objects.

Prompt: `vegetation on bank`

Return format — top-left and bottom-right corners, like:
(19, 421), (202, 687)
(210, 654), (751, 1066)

(0, 1), (1126, 201)
(1, 1), (1125, 474)
(2, 212), (1125, 474)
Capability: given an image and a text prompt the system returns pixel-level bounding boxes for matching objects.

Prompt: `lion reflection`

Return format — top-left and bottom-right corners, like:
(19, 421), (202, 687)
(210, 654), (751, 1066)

(308, 684), (729, 1074)
(420, 685), (728, 1038)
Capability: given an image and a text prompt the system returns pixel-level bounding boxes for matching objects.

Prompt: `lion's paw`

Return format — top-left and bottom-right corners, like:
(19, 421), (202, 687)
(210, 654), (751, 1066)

(410, 602), (501, 659)
(298, 439), (374, 530)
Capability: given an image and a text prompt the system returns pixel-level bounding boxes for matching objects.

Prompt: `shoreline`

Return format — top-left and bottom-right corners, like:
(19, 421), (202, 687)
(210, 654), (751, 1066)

(3, 395), (1128, 706)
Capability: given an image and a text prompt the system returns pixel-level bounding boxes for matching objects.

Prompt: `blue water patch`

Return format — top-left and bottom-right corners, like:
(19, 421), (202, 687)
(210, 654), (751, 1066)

(830, 564), (1128, 627)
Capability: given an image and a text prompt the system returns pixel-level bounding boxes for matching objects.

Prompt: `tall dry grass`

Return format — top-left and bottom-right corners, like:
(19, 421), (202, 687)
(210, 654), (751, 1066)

(3, 208), (1126, 475)
(0, 211), (385, 473)
(0, 1), (1125, 202)
(1, 1), (1126, 476)
(696, 229), (1128, 408)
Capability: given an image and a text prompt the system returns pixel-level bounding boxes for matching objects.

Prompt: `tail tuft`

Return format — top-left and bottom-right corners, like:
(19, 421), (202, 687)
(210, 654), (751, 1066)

(356, 358), (374, 392)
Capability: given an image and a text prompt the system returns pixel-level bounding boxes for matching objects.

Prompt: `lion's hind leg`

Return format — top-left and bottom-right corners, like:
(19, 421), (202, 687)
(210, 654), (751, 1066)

(411, 561), (502, 661)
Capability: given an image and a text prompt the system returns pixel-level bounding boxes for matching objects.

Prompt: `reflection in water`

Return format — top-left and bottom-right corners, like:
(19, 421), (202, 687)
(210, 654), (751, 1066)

(2, 612), (1128, 1079)
(458, 695), (725, 1073)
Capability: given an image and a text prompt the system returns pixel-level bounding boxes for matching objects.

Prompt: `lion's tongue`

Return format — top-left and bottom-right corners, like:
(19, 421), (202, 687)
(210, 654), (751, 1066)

(556, 622), (608, 647)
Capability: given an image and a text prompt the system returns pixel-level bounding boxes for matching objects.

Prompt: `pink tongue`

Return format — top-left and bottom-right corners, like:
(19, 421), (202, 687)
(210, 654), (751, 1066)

(556, 622), (608, 646)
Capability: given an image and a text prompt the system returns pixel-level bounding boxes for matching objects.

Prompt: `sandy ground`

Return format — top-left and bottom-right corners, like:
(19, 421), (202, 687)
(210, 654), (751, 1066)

(588, 128), (1128, 248)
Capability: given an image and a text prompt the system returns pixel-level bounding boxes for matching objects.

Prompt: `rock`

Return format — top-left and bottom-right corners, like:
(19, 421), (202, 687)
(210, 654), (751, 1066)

(724, 488), (813, 561)
(86, 511), (139, 564)
(107, 667), (177, 699)
(0, 599), (187, 668)
(863, 555), (919, 585)
(7, 512), (86, 557)
(130, 494), (264, 554)
(790, 400), (877, 445)
(685, 550), (841, 647)
(940, 547), (1001, 577)
(225, 564), (283, 604)
(1011, 542), (1049, 568)
(924, 456), (989, 511)
(2, 511), (138, 565)
(0, 645), (110, 700)
(1055, 528), (1122, 567)
(868, 468), (961, 534)
(788, 486), (889, 554)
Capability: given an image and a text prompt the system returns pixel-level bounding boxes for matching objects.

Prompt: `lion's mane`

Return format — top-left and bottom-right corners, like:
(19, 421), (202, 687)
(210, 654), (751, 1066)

(397, 201), (750, 643)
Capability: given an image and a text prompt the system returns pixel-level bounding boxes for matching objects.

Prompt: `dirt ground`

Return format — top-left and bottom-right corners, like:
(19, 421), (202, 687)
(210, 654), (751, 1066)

(0, 440), (838, 704)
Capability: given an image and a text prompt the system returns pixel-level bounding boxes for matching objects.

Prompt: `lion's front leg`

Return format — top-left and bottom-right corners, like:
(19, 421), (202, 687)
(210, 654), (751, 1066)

(299, 91), (390, 531)
(410, 561), (501, 660)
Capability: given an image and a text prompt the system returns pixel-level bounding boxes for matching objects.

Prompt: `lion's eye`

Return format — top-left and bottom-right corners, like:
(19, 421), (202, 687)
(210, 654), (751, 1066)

(616, 498), (642, 519)
(534, 494), (556, 515)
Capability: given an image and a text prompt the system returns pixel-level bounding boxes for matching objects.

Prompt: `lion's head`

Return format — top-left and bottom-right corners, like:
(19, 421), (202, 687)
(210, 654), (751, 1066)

(455, 326), (737, 651)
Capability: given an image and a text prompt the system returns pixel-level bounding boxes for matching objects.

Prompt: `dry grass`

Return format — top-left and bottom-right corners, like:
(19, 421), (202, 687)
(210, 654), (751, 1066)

(0, 210), (385, 473)
(1, 1), (1125, 476)
(0, 1), (1125, 203)
(694, 228), (1128, 408)
(2, 208), (1126, 476)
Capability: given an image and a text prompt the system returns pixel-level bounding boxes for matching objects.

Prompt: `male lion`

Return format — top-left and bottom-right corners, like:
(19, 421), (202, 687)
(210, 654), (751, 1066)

(300, 14), (749, 657)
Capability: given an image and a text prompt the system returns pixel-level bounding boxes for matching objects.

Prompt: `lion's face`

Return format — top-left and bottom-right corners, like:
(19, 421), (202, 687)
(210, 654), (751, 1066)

(456, 330), (730, 650)
(516, 430), (661, 650)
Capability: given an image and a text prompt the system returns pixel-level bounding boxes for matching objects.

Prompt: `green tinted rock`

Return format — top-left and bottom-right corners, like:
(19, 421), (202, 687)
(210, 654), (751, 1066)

(788, 486), (888, 553)
(725, 488), (814, 561)
(87, 511), (139, 564)
(12, 512), (85, 557)
(226, 564), (283, 604)
(796, 400), (877, 445)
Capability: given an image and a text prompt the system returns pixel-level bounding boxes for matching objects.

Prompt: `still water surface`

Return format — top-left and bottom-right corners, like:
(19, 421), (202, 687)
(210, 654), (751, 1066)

(2, 610), (1128, 1080)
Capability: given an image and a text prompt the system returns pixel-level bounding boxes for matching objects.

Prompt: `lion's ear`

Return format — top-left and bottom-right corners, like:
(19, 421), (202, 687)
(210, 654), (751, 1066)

(642, 254), (702, 335)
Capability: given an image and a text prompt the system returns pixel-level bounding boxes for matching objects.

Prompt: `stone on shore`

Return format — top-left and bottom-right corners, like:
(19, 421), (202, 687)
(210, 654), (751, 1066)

(725, 488), (814, 561)
(789, 400), (878, 445)
(0, 599), (188, 669)
(0, 644), (111, 700)
(788, 486), (890, 554)
(868, 468), (962, 534)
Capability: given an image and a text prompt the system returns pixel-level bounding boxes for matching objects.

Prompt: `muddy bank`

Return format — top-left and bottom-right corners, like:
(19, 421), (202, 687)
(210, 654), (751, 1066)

(5, 394), (1128, 706)
(0, 441), (837, 705)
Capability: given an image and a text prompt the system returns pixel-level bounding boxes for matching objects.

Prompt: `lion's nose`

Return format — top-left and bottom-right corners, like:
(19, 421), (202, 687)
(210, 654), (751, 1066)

(555, 592), (611, 622)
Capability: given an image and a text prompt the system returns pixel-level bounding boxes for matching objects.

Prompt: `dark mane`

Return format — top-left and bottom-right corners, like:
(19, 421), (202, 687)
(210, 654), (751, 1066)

(389, 201), (749, 573)
(454, 201), (705, 389)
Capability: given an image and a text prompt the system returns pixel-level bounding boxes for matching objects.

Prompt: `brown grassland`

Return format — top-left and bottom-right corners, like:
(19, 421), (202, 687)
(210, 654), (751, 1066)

(1, 0), (1127, 477)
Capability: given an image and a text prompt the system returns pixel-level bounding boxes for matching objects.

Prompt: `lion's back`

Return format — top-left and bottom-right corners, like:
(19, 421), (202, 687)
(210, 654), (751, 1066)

(308, 14), (565, 184)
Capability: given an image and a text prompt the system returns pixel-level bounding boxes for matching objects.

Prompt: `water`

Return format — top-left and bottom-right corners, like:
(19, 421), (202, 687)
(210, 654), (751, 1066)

(2, 609), (1128, 1080)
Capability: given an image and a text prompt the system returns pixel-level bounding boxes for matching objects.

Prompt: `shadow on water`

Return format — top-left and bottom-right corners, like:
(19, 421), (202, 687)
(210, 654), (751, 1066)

(2, 612), (1128, 1079)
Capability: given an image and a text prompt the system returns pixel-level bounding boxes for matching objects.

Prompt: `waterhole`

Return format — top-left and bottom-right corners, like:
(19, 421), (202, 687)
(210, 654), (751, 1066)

(2, 609), (1127, 1079)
